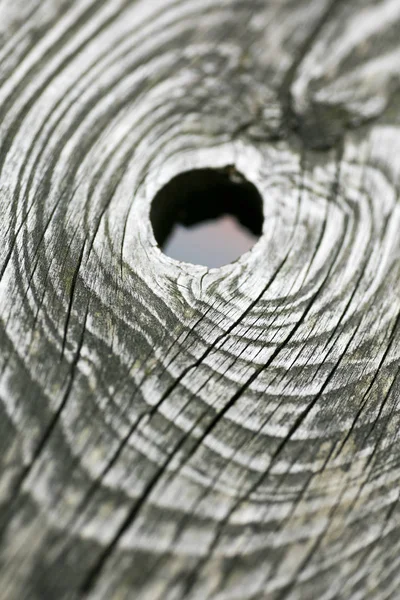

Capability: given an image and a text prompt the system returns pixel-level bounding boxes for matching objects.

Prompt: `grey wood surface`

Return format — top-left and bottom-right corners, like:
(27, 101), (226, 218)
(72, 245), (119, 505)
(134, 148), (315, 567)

(1, 0), (400, 598)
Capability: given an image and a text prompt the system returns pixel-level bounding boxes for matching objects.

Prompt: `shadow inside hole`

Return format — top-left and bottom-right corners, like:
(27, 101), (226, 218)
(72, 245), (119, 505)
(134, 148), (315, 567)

(150, 166), (264, 268)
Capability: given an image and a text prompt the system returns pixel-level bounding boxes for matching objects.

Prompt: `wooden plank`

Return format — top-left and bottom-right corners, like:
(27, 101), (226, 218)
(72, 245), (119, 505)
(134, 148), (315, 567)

(0, 0), (400, 598)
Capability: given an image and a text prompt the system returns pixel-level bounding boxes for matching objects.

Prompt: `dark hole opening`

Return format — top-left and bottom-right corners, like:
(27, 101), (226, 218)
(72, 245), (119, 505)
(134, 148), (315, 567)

(150, 166), (264, 268)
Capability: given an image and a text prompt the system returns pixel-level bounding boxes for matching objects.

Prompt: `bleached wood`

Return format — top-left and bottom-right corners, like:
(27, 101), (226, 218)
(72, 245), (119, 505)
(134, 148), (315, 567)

(1, 0), (400, 599)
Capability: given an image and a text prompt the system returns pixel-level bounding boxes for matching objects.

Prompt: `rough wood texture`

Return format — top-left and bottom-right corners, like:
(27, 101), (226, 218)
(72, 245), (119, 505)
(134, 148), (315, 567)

(1, 1), (400, 599)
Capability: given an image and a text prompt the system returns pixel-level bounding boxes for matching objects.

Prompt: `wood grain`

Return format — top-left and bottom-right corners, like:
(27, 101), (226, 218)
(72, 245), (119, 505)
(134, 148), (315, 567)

(1, 0), (400, 598)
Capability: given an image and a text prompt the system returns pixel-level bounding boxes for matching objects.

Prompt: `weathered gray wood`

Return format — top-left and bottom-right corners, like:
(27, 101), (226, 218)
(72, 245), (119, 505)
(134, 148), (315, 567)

(1, 0), (400, 598)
